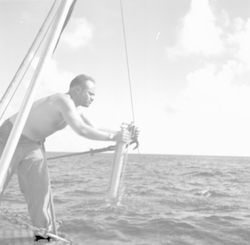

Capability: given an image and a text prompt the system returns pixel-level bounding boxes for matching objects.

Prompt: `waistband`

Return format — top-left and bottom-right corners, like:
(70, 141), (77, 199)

(0, 119), (45, 145)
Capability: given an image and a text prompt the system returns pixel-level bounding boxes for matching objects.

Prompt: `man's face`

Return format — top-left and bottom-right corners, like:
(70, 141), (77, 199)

(78, 80), (95, 107)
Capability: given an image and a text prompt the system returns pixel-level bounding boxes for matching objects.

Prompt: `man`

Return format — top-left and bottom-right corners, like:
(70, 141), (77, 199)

(0, 74), (134, 241)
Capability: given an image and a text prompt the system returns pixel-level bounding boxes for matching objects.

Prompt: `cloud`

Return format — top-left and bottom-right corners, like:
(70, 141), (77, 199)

(176, 62), (250, 116)
(163, 5), (250, 156)
(163, 58), (250, 156)
(37, 58), (74, 97)
(61, 17), (95, 49)
(166, 0), (223, 58)
(165, 0), (250, 120)
(20, 55), (74, 97)
(231, 19), (250, 67)
(181, 0), (223, 55)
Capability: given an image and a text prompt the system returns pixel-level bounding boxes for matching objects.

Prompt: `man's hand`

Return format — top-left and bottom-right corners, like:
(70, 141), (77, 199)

(107, 124), (139, 146)
(112, 129), (131, 143)
(132, 126), (140, 141)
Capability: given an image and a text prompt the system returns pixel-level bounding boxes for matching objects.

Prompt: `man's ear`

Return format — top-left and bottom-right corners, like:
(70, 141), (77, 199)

(75, 86), (81, 94)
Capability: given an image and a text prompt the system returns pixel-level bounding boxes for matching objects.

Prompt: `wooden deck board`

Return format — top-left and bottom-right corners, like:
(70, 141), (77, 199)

(0, 229), (68, 244)
(0, 229), (33, 245)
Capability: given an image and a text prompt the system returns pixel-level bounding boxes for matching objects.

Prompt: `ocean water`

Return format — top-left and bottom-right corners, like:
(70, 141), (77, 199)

(1, 152), (250, 245)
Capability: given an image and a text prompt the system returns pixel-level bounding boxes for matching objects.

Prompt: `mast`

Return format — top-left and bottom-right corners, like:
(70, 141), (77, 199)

(0, 0), (58, 122)
(0, 0), (74, 194)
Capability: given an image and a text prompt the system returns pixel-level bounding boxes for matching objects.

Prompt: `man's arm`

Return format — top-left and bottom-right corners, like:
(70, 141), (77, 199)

(78, 109), (118, 134)
(56, 95), (128, 142)
(78, 108), (140, 142)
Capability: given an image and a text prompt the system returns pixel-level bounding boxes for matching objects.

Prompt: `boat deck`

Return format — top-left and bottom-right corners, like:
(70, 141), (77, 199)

(0, 229), (33, 244)
(0, 229), (66, 244)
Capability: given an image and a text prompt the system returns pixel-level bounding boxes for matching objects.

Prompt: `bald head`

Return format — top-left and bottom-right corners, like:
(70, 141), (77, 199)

(68, 74), (96, 107)
(69, 74), (95, 90)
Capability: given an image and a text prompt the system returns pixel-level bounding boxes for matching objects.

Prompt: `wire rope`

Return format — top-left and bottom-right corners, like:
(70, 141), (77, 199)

(119, 1), (163, 243)
(119, 0), (136, 123)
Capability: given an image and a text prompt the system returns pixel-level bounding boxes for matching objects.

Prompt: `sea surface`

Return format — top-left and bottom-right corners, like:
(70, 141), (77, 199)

(1, 152), (250, 245)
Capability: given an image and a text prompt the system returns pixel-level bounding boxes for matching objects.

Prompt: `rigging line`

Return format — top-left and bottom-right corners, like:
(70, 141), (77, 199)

(0, 2), (60, 121)
(47, 145), (115, 161)
(119, 0), (136, 123)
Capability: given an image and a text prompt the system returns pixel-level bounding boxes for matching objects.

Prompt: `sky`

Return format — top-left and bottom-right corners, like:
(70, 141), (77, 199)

(0, 0), (250, 156)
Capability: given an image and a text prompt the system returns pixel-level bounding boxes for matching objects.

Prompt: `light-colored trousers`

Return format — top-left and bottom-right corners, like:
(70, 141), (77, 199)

(0, 119), (52, 232)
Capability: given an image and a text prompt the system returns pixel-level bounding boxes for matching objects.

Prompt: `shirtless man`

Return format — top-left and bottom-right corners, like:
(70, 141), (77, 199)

(0, 74), (132, 241)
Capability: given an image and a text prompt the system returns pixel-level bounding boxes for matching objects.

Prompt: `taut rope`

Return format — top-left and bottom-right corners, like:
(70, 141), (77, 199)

(47, 145), (115, 161)
(119, 0), (136, 123)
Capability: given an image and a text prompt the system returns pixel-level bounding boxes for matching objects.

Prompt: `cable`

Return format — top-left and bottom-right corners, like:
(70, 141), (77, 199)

(119, 0), (136, 123)
(119, 2), (163, 243)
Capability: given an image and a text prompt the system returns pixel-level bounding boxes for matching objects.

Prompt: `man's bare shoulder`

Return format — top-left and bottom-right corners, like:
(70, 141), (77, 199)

(49, 93), (70, 101)
(49, 93), (74, 107)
